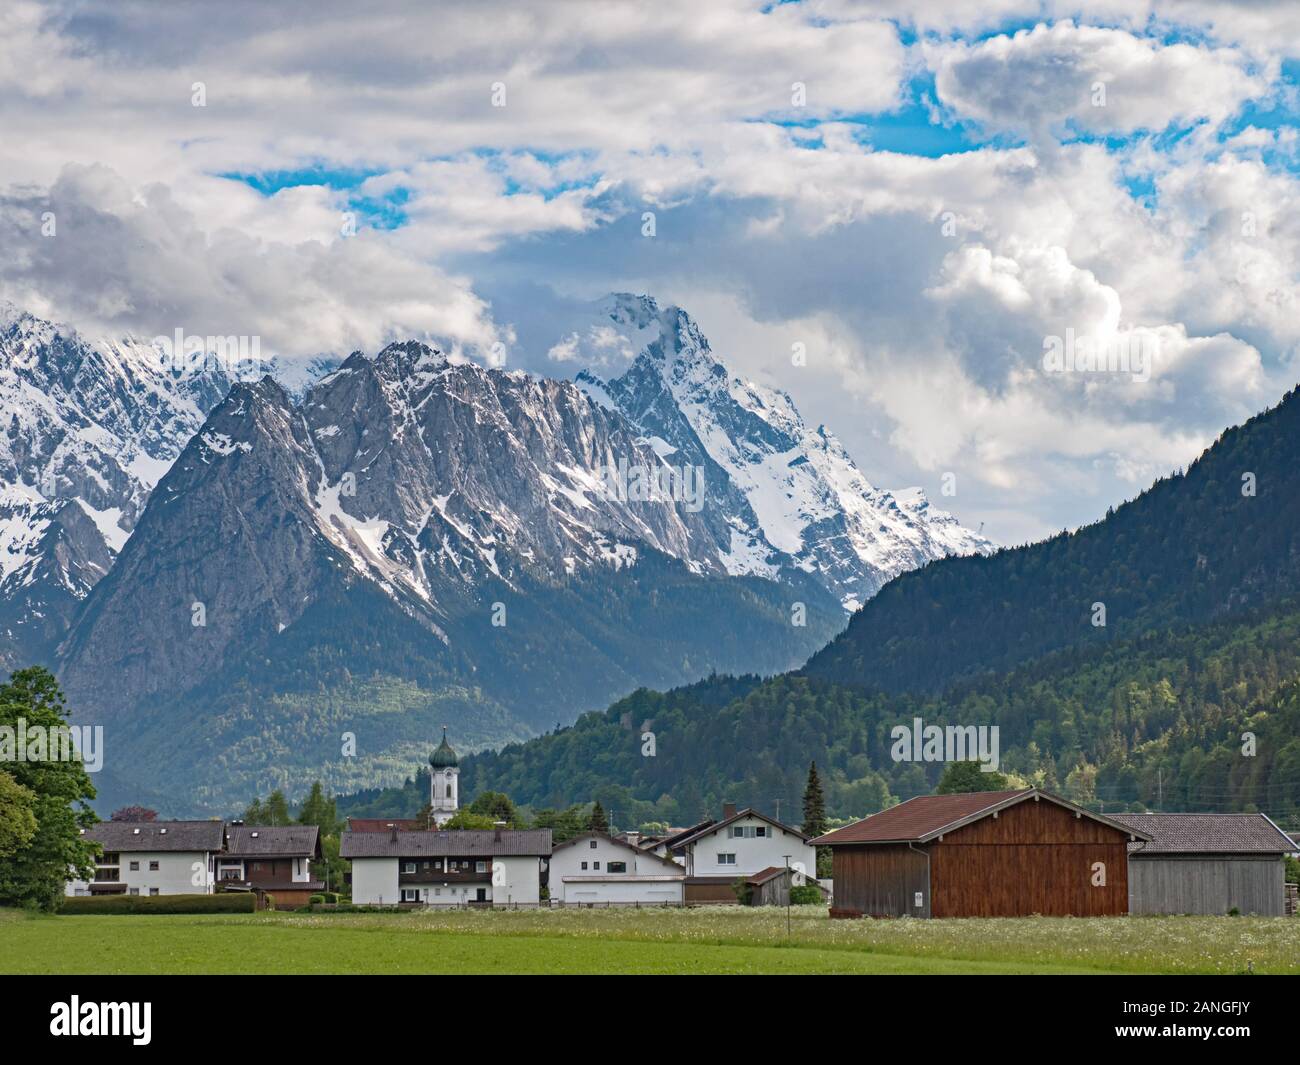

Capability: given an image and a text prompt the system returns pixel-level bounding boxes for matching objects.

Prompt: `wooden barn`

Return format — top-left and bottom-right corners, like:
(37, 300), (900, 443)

(813, 789), (1149, 918)
(1109, 812), (1296, 916)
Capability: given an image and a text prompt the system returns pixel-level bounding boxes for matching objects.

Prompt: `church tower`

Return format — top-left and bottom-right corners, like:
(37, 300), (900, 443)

(429, 726), (459, 826)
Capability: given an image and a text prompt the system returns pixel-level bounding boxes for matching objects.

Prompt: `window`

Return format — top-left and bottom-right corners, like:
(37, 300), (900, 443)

(400, 889), (419, 903)
(129, 888), (139, 896)
(149, 888), (159, 896)
(756, 826), (767, 837)
(730, 825), (767, 838)
(129, 861), (139, 872)
(148, 861), (159, 871)
(590, 839), (598, 848)
(593, 861), (601, 871)
(580, 861), (588, 870)
(607, 861), (627, 874)
(475, 861), (486, 873)
(717, 853), (736, 865)
(403, 862), (416, 874)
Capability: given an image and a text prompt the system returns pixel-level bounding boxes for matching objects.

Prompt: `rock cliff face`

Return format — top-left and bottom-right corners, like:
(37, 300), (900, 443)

(573, 294), (992, 611)
(3, 295), (988, 812)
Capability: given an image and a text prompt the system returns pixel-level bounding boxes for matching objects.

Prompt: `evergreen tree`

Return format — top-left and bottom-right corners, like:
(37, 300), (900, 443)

(264, 790), (291, 826)
(801, 762), (827, 838)
(297, 781), (338, 835)
(588, 800), (610, 834)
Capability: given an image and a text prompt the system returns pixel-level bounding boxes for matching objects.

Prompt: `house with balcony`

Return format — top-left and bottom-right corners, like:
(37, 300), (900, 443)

(67, 820), (226, 897)
(216, 824), (324, 907)
(341, 823), (552, 906)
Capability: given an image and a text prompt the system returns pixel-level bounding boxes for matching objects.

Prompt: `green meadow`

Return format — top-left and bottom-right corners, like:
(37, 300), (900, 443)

(4, 906), (1297, 975)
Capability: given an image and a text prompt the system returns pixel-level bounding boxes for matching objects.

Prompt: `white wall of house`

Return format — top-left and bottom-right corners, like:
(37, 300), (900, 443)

(492, 856), (541, 905)
(350, 857), (399, 905)
(685, 816), (816, 879)
(67, 851), (214, 896)
(549, 834), (685, 903)
(558, 877), (685, 904)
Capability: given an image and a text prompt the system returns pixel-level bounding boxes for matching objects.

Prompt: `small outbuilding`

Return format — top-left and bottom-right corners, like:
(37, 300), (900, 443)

(813, 788), (1147, 918)
(1109, 812), (1295, 916)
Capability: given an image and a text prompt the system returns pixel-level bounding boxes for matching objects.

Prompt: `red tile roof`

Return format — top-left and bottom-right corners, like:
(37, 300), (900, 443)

(813, 791), (1028, 845)
(812, 789), (1146, 845)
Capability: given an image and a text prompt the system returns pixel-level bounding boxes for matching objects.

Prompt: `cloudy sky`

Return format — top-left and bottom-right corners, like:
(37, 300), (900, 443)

(2, 1), (1298, 544)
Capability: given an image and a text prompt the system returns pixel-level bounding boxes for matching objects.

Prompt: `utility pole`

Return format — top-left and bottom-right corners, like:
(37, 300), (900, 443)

(783, 855), (792, 938)
(1157, 768), (1163, 809)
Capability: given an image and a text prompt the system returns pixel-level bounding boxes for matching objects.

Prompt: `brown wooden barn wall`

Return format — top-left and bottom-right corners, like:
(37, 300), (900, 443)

(830, 842), (930, 918)
(928, 797), (1129, 917)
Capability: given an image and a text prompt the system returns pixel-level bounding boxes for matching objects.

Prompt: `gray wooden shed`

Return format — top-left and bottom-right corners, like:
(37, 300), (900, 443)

(1110, 813), (1296, 916)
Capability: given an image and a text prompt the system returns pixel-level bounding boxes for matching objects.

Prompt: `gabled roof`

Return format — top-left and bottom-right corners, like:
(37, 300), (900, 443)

(1111, 813), (1297, 855)
(340, 829), (552, 858)
(551, 831), (685, 873)
(226, 825), (320, 858)
(649, 819), (715, 851)
(811, 789), (1149, 846)
(346, 818), (424, 833)
(80, 820), (226, 853)
(670, 809), (809, 851)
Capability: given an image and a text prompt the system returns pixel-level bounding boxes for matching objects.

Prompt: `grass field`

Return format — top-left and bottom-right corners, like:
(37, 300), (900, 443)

(4, 906), (1299, 974)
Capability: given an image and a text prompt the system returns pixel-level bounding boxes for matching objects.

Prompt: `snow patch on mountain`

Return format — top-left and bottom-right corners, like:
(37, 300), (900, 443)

(572, 294), (994, 610)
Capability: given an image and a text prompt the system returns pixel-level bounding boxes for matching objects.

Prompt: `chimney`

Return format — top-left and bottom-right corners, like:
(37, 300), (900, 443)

(389, 824), (398, 843)
(723, 802), (737, 820)
(493, 820), (506, 842)
(626, 831), (640, 848)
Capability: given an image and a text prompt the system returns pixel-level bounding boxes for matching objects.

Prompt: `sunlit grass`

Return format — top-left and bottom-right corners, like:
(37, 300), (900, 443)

(5, 905), (1295, 974)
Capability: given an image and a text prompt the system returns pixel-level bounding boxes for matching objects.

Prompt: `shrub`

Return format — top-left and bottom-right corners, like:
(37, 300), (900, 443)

(789, 884), (823, 905)
(309, 894), (326, 905)
(61, 893), (256, 915)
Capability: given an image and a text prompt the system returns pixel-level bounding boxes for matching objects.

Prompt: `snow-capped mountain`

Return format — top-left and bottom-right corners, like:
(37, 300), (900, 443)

(571, 294), (993, 610)
(54, 339), (842, 811)
(0, 304), (237, 665)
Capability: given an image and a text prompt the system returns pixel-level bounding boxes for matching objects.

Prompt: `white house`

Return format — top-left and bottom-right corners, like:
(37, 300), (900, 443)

(341, 824), (551, 906)
(665, 805), (817, 904)
(66, 820), (226, 897)
(548, 831), (686, 905)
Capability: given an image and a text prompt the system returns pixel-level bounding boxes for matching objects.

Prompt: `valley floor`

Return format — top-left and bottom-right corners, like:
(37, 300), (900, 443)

(4, 907), (1297, 975)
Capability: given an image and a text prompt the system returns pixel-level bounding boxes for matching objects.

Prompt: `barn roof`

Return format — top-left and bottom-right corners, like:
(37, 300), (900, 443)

(811, 789), (1149, 845)
(79, 820), (226, 853)
(1111, 813), (1296, 855)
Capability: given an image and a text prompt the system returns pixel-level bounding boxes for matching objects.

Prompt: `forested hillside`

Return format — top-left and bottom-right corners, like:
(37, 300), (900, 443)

(804, 386), (1300, 693)
(341, 602), (1300, 830)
